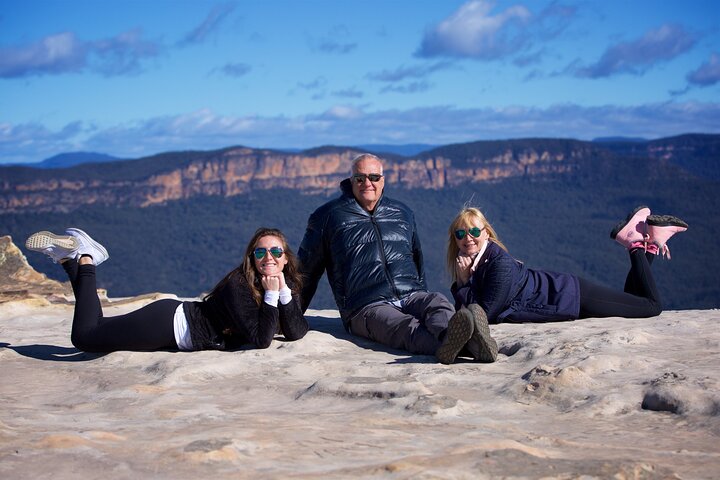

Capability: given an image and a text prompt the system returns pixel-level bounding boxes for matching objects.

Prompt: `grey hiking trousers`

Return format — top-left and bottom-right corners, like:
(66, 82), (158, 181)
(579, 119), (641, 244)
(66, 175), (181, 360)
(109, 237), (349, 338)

(347, 291), (454, 355)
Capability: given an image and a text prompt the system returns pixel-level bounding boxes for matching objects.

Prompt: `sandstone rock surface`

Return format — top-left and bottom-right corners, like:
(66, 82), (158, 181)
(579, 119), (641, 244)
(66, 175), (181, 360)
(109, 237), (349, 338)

(1, 237), (719, 479)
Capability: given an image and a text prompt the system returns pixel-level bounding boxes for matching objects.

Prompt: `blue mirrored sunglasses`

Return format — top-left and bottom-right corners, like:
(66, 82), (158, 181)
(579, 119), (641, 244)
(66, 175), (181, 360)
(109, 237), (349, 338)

(454, 227), (483, 240)
(253, 247), (284, 259)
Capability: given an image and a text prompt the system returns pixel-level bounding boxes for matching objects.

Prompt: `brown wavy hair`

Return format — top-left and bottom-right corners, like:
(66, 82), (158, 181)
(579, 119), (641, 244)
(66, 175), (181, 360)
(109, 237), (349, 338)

(446, 207), (508, 283)
(205, 227), (303, 305)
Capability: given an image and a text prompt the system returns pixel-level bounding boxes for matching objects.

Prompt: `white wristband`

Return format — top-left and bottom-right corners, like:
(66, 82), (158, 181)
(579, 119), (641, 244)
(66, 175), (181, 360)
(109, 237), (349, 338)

(264, 290), (279, 307)
(279, 286), (293, 305)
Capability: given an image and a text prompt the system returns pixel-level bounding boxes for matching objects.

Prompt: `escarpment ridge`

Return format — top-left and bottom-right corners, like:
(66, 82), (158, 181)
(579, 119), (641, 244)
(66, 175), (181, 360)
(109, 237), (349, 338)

(1, 134), (715, 213)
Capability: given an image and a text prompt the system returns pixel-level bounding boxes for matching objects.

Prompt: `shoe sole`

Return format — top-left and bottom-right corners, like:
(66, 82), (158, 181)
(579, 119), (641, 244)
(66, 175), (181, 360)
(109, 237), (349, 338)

(646, 214), (688, 228)
(25, 231), (79, 252)
(436, 309), (474, 365)
(468, 304), (498, 363)
(610, 205), (650, 239)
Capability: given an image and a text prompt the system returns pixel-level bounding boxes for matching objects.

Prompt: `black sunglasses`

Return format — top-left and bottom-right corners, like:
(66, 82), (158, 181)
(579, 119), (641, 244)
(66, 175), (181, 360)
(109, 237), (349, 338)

(454, 227), (483, 240)
(352, 173), (383, 184)
(253, 247), (284, 259)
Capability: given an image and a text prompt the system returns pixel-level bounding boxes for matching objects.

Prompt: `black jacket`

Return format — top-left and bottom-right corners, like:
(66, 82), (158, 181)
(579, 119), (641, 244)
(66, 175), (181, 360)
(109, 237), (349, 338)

(184, 273), (308, 350)
(298, 179), (426, 322)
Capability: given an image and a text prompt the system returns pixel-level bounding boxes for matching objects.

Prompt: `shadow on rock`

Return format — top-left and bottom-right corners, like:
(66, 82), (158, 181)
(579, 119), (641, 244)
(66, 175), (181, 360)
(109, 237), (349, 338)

(1, 342), (105, 362)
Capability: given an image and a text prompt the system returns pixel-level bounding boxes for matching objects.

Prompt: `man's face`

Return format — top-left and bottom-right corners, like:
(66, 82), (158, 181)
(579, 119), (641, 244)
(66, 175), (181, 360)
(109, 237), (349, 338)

(351, 157), (385, 212)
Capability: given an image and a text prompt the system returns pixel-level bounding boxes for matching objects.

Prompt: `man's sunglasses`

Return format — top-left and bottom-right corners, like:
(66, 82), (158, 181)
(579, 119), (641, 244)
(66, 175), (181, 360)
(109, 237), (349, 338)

(352, 173), (383, 184)
(253, 247), (284, 259)
(454, 227), (484, 240)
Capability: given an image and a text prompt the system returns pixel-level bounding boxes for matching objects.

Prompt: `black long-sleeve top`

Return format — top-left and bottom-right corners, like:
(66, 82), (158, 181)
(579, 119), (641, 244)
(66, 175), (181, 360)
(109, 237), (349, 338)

(183, 273), (308, 350)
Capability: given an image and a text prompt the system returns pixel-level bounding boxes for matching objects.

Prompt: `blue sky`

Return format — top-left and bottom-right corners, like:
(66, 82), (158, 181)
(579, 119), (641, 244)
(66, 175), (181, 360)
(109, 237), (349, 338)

(1, 0), (719, 164)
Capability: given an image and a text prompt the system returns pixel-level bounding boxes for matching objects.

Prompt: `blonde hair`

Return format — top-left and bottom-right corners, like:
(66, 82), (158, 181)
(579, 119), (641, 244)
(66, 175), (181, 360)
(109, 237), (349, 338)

(446, 207), (508, 283)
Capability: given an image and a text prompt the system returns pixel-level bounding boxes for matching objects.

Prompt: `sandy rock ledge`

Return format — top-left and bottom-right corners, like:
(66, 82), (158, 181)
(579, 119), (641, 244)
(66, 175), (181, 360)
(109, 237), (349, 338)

(1, 235), (719, 479)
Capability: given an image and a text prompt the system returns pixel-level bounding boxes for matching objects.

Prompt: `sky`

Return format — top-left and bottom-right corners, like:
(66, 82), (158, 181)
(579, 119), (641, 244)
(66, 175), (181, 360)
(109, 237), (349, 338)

(1, 0), (719, 164)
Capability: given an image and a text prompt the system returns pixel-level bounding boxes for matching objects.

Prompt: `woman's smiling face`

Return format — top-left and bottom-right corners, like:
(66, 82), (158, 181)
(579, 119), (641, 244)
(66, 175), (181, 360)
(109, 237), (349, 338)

(253, 235), (287, 276)
(455, 223), (488, 257)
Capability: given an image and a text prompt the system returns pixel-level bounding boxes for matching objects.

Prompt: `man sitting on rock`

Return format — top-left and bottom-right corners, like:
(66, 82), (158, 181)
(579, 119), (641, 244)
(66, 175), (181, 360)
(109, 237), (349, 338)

(298, 153), (497, 364)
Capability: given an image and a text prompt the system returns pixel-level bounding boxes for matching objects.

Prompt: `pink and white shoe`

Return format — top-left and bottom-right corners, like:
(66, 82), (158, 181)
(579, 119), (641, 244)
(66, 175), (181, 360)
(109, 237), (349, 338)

(610, 206), (651, 250)
(646, 215), (688, 259)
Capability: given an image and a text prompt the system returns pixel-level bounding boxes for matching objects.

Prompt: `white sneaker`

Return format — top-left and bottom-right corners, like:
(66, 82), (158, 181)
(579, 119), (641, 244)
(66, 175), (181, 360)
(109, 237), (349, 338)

(66, 228), (110, 266)
(26, 231), (80, 263)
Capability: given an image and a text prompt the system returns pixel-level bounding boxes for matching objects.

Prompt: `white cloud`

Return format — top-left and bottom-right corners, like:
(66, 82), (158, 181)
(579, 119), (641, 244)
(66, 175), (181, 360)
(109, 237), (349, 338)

(332, 87), (364, 98)
(0, 120), (89, 164)
(214, 62), (252, 77)
(366, 61), (456, 82)
(379, 81), (433, 94)
(0, 29), (161, 78)
(178, 3), (236, 46)
(308, 25), (357, 54)
(416, 0), (531, 59)
(2, 101), (719, 164)
(687, 53), (720, 86)
(0, 32), (86, 77)
(321, 105), (364, 120)
(574, 24), (697, 78)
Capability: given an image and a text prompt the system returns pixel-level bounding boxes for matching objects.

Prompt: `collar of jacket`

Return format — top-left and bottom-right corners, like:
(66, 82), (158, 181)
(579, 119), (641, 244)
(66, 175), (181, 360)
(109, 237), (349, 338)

(339, 178), (385, 214)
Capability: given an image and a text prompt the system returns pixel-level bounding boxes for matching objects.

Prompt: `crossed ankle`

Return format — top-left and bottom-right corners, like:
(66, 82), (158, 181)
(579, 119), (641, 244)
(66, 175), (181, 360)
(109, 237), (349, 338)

(78, 255), (95, 265)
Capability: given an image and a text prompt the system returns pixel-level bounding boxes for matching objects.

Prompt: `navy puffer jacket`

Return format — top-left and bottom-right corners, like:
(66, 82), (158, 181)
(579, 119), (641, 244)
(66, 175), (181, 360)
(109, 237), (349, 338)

(452, 241), (580, 323)
(299, 179), (427, 322)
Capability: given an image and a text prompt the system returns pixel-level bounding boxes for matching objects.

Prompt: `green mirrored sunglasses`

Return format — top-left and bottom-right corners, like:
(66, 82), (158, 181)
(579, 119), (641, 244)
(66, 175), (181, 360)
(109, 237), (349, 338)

(454, 227), (483, 240)
(253, 247), (284, 259)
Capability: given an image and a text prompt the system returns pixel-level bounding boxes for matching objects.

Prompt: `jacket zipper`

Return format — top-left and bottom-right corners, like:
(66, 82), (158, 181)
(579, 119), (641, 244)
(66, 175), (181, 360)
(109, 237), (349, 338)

(370, 214), (401, 300)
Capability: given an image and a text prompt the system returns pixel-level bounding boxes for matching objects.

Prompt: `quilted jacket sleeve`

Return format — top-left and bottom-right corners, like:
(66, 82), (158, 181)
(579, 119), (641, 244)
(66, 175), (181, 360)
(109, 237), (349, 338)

(298, 209), (327, 313)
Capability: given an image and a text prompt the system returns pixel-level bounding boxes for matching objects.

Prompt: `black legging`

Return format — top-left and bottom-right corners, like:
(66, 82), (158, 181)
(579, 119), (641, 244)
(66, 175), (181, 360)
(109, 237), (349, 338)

(63, 259), (179, 352)
(578, 248), (662, 318)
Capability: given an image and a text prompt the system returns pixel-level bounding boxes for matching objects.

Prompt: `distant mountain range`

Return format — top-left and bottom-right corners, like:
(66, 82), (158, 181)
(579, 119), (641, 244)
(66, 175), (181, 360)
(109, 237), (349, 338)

(592, 136), (648, 143)
(354, 143), (439, 156)
(27, 152), (121, 169)
(21, 144), (436, 169)
(2, 133), (718, 310)
(1, 134), (716, 214)
(19, 135), (714, 172)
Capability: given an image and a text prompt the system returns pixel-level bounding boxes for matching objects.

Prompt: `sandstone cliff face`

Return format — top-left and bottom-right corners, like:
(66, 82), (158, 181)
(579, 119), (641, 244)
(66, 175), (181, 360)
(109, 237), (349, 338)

(0, 235), (73, 304)
(0, 144), (595, 213)
(0, 236), (171, 306)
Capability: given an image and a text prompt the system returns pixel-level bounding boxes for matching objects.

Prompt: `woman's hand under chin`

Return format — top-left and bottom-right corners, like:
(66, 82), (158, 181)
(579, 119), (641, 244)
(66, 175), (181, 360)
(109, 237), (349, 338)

(261, 275), (281, 292)
(456, 254), (474, 286)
